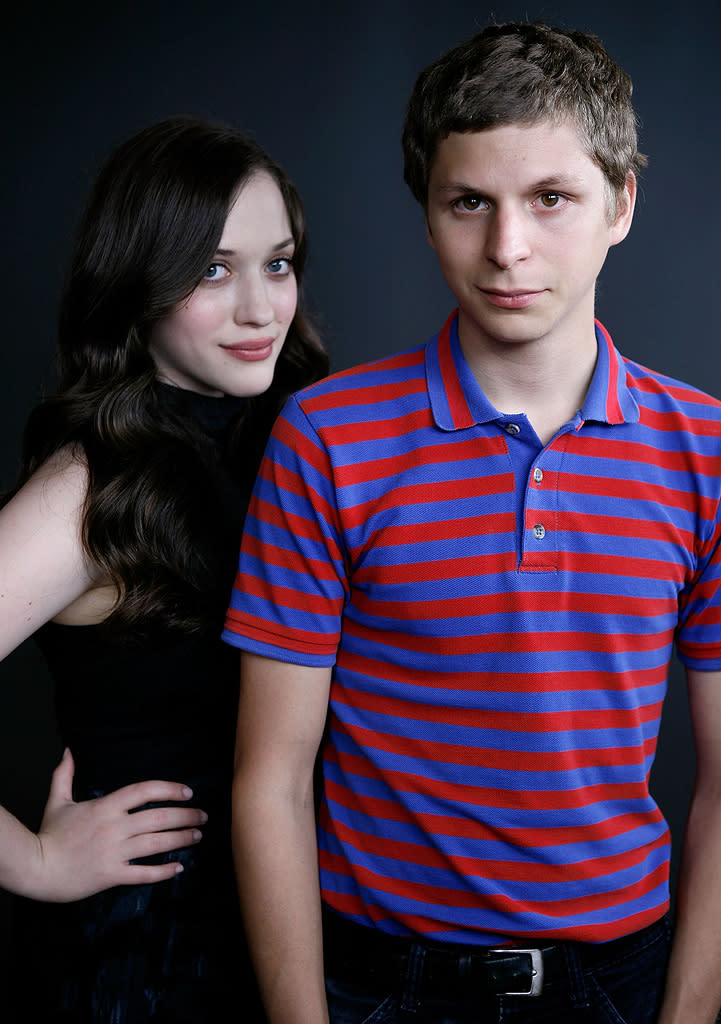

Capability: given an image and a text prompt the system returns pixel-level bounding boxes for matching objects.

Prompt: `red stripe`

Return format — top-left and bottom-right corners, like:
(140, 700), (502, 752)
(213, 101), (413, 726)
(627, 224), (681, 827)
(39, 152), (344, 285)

(350, 587), (676, 620)
(239, 574), (343, 614)
(259, 464), (338, 527)
(556, 551), (687, 584)
(557, 470), (710, 514)
(304, 377), (427, 414)
(351, 549), (687, 588)
(246, 502), (341, 556)
(350, 513), (516, 554)
(266, 418), (331, 478)
(437, 311), (474, 428)
(569, 434), (719, 475)
(638, 405), (721, 437)
(325, 796), (666, 868)
(318, 847), (667, 918)
(240, 537), (342, 582)
(318, 892), (669, 943)
(223, 610), (338, 654)
(333, 435), (509, 488)
(332, 683), (663, 734)
(596, 320), (623, 423)
(306, 347), (425, 387)
(336, 650), (668, 693)
(338, 722), (656, 772)
(342, 474), (514, 531)
(323, 408), (434, 446)
(631, 373), (721, 407)
(329, 747), (655, 810)
(554, 511), (696, 546)
(343, 620), (674, 658)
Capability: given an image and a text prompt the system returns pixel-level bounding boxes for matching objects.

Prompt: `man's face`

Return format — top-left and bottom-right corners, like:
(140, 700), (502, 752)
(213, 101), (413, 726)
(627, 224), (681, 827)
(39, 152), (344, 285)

(425, 120), (635, 361)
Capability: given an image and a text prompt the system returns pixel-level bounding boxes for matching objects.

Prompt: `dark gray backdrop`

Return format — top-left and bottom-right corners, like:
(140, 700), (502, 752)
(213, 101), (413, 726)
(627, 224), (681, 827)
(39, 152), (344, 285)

(1, 0), (719, 982)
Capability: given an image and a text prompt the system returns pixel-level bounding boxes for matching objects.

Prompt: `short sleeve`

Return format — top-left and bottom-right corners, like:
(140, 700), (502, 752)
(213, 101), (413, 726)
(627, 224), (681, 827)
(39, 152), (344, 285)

(676, 501), (721, 671)
(222, 395), (348, 666)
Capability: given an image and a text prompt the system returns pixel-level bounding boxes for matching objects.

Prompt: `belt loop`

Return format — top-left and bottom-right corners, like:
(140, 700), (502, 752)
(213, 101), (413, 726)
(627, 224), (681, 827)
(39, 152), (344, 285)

(563, 942), (589, 1010)
(400, 942), (425, 1014)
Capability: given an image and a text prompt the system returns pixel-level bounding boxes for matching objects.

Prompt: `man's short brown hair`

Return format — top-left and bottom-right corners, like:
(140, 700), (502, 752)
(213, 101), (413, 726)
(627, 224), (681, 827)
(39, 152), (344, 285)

(402, 22), (647, 209)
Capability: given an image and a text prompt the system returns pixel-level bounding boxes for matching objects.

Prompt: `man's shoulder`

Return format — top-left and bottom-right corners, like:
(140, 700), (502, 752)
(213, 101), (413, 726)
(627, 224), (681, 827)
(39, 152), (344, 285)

(292, 342), (429, 409)
(621, 354), (721, 420)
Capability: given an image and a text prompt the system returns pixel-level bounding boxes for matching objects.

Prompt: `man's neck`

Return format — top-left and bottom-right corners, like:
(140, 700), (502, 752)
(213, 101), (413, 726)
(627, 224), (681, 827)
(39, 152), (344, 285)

(458, 316), (599, 445)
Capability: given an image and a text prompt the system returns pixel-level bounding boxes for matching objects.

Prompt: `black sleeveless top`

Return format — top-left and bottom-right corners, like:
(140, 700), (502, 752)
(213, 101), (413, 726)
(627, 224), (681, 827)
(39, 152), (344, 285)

(34, 384), (250, 800)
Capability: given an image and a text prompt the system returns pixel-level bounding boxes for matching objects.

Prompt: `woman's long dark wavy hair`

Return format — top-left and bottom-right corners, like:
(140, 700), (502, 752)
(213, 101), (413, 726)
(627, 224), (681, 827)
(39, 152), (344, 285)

(7, 116), (328, 636)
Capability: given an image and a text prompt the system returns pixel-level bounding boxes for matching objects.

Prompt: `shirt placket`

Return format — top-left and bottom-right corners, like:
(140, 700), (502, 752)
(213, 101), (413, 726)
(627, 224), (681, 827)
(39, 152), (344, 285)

(521, 452), (560, 571)
(501, 423), (567, 573)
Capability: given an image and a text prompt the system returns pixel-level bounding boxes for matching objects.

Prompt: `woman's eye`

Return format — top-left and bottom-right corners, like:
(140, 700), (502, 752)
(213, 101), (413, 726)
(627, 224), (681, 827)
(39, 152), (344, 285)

(267, 257), (293, 276)
(203, 263), (230, 281)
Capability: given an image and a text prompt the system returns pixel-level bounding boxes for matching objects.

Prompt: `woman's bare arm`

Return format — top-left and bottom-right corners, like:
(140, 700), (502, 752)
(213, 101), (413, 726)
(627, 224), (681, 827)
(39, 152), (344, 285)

(0, 452), (207, 899)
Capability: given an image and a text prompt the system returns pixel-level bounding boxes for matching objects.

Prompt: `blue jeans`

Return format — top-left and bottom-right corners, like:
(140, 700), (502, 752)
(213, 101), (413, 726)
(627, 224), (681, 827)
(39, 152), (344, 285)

(325, 913), (671, 1024)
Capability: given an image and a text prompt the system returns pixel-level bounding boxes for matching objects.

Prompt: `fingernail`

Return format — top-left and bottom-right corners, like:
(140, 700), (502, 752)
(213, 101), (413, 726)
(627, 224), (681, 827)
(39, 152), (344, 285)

(193, 830), (202, 841)
(175, 864), (184, 874)
(182, 787), (193, 798)
(199, 812), (208, 824)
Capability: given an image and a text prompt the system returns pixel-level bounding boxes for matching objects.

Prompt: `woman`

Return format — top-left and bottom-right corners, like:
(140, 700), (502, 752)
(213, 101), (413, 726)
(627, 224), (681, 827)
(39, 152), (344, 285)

(1, 116), (328, 1021)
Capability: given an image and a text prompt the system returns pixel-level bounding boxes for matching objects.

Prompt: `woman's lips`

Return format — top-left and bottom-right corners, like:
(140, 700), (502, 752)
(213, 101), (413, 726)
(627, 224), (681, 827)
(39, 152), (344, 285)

(221, 338), (275, 361)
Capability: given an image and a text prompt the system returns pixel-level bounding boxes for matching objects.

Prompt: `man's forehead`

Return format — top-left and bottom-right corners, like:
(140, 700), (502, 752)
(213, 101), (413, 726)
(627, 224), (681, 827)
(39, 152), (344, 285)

(430, 120), (594, 179)
(438, 116), (585, 152)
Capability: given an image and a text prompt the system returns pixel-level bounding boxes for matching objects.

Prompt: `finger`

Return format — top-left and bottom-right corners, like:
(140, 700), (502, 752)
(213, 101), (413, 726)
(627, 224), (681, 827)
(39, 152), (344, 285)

(122, 861), (187, 885)
(124, 827), (204, 860)
(124, 806), (208, 836)
(99, 780), (195, 812)
(45, 747), (75, 808)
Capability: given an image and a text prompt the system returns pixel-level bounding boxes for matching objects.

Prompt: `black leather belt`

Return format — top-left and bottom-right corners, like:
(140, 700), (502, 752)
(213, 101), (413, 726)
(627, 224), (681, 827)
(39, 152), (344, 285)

(323, 908), (666, 1000)
(419, 943), (549, 997)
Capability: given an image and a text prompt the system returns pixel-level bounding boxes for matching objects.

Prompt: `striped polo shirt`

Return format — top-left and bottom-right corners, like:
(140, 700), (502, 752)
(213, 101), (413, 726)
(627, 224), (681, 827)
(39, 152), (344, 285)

(223, 311), (721, 945)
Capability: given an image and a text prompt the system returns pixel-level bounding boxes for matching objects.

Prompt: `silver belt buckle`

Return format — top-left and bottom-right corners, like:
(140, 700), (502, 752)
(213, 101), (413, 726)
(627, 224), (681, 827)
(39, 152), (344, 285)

(488, 947), (544, 996)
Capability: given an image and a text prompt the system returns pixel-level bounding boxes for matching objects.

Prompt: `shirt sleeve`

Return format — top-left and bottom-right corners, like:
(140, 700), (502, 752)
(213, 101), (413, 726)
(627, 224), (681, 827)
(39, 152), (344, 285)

(676, 492), (721, 671)
(222, 395), (348, 666)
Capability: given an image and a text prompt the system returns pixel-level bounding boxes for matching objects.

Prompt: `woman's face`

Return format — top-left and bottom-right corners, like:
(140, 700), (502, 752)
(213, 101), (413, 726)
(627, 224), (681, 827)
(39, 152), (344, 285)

(149, 171), (298, 397)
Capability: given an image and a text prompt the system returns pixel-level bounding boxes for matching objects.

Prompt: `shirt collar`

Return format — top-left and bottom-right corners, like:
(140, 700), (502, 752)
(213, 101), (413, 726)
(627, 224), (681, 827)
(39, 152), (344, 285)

(426, 310), (640, 432)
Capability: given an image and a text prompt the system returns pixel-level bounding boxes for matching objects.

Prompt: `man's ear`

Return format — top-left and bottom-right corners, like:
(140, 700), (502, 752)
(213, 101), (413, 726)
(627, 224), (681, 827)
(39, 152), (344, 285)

(609, 171), (637, 247)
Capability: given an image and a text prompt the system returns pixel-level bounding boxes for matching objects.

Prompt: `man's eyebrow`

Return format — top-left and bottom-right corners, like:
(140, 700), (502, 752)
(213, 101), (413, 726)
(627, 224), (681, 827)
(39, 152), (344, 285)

(433, 180), (482, 194)
(528, 174), (587, 191)
(433, 174), (587, 195)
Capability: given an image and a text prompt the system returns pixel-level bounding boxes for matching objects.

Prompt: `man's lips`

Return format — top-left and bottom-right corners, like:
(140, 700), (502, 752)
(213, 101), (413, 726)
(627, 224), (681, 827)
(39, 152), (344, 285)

(478, 288), (545, 309)
(221, 338), (275, 361)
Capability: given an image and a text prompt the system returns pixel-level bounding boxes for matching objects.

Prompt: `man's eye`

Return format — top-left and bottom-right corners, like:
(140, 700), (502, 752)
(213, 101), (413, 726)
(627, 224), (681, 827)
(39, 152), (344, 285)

(539, 193), (562, 208)
(455, 195), (484, 212)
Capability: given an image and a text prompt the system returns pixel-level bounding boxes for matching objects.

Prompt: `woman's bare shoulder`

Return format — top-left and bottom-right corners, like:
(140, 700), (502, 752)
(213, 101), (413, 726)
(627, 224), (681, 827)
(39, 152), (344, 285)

(0, 445), (106, 654)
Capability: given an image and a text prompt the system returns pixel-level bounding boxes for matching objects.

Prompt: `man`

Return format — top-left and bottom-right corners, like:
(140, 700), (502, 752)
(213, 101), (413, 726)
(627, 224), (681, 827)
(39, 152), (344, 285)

(224, 22), (721, 1024)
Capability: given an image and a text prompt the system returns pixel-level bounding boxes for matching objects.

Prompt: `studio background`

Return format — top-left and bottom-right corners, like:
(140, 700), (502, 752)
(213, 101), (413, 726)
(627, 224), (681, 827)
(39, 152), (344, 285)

(1, 0), (719, 990)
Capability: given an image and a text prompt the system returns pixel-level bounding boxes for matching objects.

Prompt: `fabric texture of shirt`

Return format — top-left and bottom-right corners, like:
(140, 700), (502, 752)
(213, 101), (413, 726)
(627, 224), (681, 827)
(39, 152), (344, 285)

(223, 311), (721, 945)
